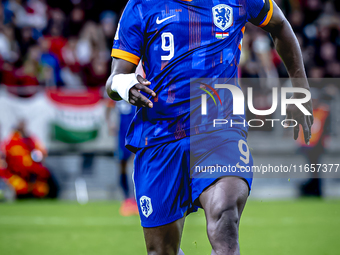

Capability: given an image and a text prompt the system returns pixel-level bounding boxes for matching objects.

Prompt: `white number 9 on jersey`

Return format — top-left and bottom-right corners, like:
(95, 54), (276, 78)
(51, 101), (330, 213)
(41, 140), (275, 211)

(161, 32), (174, 61)
(238, 139), (250, 164)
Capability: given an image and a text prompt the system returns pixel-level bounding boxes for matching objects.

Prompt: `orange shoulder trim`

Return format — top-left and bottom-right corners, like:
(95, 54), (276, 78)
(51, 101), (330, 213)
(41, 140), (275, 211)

(111, 49), (140, 66)
(259, 0), (274, 28)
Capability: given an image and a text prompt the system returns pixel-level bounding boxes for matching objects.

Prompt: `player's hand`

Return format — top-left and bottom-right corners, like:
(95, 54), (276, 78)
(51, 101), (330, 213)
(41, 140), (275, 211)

(284, 95), (314, 145)
(129, 75), (156, 108)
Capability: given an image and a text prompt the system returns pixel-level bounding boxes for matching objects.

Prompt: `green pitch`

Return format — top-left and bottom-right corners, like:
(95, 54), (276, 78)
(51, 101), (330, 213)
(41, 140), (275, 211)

(0, 199), (339, 255)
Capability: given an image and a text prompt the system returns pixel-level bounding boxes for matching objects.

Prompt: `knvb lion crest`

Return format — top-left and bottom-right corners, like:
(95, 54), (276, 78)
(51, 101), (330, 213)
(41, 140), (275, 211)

(213, 4), (233, 31)
(140, 196), (153, 218)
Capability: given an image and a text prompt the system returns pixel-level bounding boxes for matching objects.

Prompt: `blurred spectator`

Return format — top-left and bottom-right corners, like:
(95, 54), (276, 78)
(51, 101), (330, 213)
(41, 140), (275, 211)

(39, 37), (62, 86)
(24, 0), (48, 31)
(2, 43), (41, 97)
(65, 7), (85, 37)
(297, 89), (331, 197)
(77, 21), (108, 65)
(252, 30), (280, 88)
(303, 0), (323, 25)
(60, 36), (83, 88)
(0, 119), (59, 198)
(99, 11), (117, 52)
(82, 48), (109, 89)
(44, 22), (67, 62)
(47, 8), (66, 34)
(3, 0), (47, 30)
(18, 26), (37, 59)
(17, 44), (40, 85)
(0, 25), (19, 63)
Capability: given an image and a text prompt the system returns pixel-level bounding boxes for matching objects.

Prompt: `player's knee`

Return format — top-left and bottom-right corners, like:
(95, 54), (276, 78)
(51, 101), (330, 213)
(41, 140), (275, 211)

(207, 200), (239, 242)
(207, 208), (239, 255)
(212, 201), (238, 222)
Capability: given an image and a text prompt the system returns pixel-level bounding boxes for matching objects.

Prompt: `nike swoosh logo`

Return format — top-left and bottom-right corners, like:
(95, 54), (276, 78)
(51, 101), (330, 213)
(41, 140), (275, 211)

(156, 15), (176, 24)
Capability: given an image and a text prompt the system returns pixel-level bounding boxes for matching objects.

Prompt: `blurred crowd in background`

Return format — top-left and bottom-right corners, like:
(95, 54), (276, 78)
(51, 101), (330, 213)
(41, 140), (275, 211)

(240, 0), (340, 80)
(0, 0), (339, 200)
(0, 0), (339, 93)
(0, 0), (127, 93)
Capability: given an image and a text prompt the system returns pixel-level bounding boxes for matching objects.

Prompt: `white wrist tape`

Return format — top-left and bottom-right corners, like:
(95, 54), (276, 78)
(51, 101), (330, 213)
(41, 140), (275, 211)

(111, 73), (139, 103)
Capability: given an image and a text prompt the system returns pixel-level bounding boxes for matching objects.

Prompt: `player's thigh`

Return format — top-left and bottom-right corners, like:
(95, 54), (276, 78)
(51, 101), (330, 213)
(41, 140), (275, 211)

(143, 217), (185, 254)
(193, 130), (252, 237)
(199, 177), (249, 223)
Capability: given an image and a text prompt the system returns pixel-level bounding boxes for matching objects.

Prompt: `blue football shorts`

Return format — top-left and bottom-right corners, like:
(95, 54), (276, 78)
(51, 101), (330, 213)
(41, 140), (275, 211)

(133, 128), (253, 228)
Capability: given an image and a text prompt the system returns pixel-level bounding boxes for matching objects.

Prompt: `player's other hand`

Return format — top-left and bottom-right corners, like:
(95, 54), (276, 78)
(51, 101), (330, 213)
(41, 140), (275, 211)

(284, 95), (314, 145)
(129, 75), (156, 108)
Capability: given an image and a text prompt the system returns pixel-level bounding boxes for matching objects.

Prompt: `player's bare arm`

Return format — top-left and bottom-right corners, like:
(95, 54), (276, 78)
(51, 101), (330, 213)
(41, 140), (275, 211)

(105, 58), (156, 108)
(259, 1), (314, 145)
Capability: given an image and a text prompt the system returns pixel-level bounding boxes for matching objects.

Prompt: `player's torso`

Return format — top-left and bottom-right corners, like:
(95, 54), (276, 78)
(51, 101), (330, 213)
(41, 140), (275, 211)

(139, 0), (247, 83)
(124, 0), (249, 149)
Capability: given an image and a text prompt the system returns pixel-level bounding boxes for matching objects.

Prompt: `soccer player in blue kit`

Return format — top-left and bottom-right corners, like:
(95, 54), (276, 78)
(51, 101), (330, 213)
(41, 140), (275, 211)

(106, 0), (314, 254)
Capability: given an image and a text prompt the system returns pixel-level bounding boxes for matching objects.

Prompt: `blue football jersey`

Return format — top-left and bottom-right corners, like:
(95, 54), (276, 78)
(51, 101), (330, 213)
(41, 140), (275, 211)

(112, 0), (273, 152)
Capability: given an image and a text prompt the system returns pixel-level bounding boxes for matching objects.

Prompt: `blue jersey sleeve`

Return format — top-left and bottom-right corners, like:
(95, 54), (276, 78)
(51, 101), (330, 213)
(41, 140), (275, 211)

(246, 0), (273, 27)
(111, 0), (143, 65)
